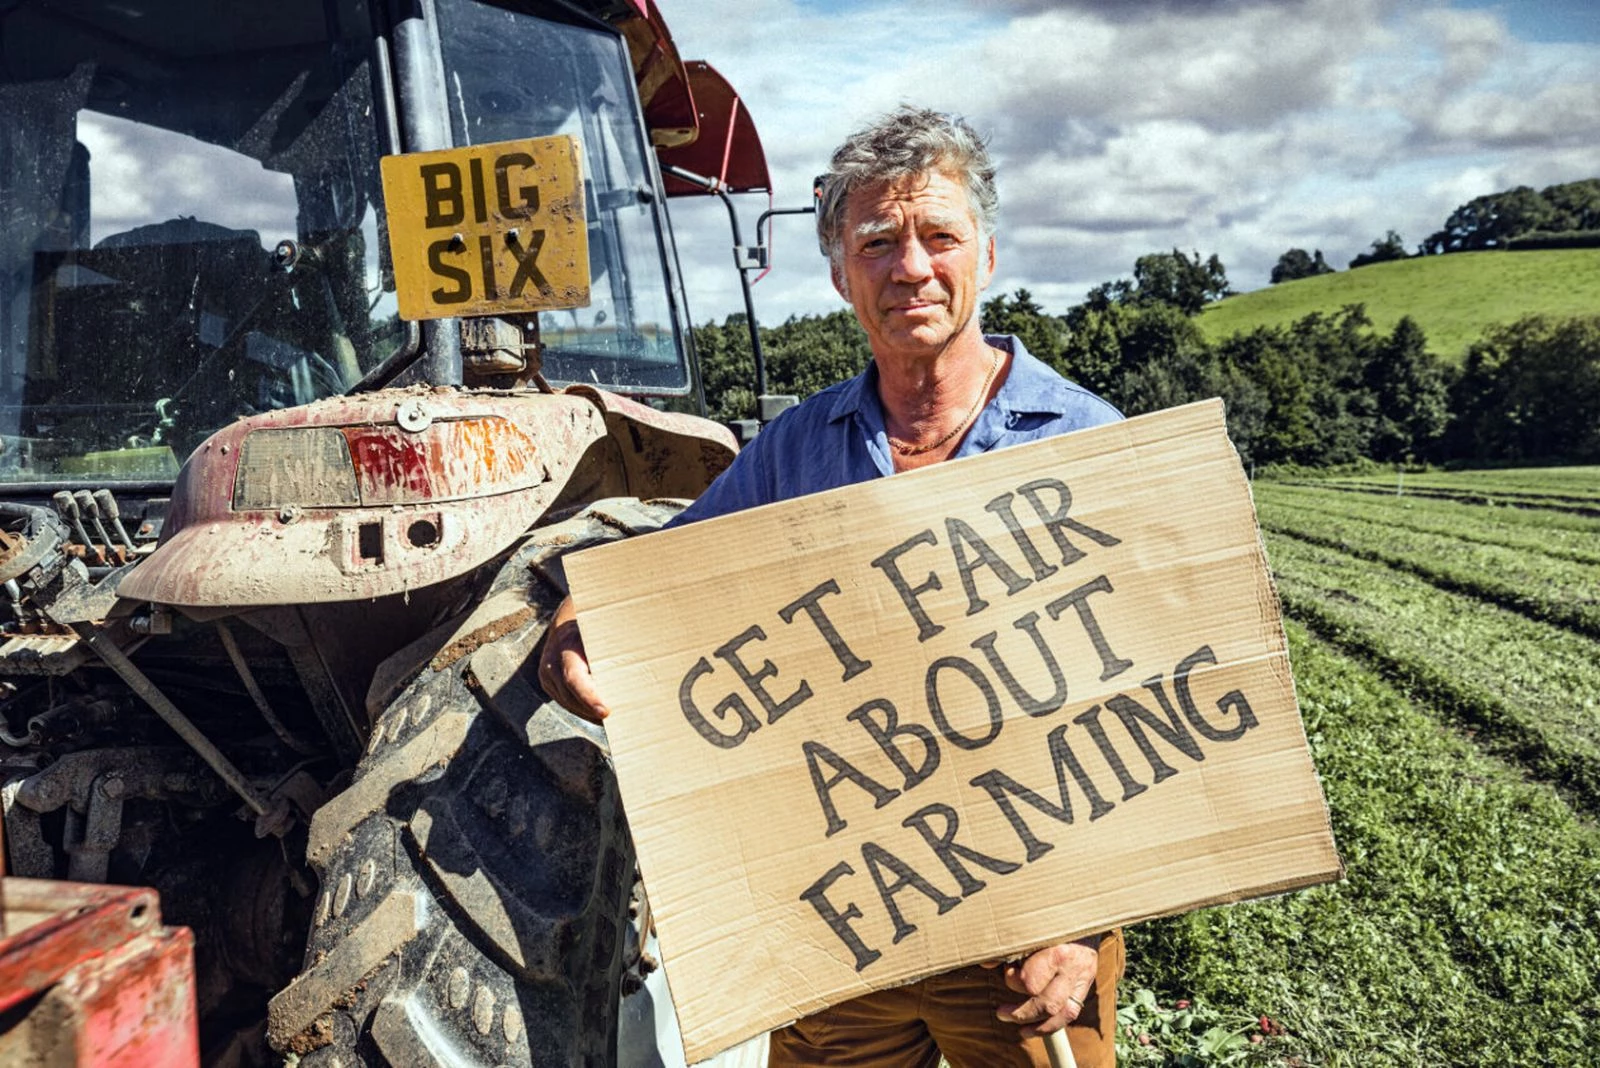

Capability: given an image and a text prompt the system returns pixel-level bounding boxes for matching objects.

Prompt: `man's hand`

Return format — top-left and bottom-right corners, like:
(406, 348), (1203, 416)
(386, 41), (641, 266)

(993, 938), (1100, 1037)
(537, 595), (610, 723)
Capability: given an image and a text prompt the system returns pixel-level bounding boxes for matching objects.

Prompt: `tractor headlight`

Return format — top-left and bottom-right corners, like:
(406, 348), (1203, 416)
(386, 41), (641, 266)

(232, 428), (360, 509)
(231, 417), (541, 511)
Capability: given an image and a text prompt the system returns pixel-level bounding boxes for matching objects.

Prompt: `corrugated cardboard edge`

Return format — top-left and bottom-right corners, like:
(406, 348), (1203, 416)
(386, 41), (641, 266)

(566, 399), (1233, 602)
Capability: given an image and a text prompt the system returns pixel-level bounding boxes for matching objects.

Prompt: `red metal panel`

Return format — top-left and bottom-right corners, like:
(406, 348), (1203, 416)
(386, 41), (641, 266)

(342, 417), (541, 504)
(611, 0), (700, 148)
(0, 878), (199, 1067)
(0, 880), (159, 1014)
(659, 62), (772, 196)
(50, 926), (200, 1068)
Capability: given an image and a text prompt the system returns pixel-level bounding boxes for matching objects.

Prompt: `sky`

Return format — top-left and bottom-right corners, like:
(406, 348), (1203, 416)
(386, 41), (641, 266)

(656, 0), (1600, 326)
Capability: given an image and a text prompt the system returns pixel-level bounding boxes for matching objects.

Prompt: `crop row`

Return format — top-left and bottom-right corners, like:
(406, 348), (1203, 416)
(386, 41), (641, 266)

(1259, 533), (1600, 814)
(1320, 465), (1600, 502)
(1129, 621), (1600, 1066)
(1289, 478), (1600, 515)
(1255, 482), (1600, 566)
(1254, 491), (1600, 638)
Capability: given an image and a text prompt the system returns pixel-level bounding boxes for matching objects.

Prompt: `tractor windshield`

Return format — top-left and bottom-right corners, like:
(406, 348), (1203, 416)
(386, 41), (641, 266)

(0, 0), (693, 487)
(0, 0), (400, 484)
(434, 1), (691, 394)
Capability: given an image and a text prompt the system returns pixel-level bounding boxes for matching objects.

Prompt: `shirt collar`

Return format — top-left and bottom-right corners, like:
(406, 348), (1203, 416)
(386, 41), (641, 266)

(987, 334), (1067, 417)
(825, 333), (1062, 425)
(826, 357), (879, 424)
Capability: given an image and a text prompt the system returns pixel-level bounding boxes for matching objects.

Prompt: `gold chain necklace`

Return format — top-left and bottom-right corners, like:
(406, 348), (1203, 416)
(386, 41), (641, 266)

(887, 347), (1002, 457)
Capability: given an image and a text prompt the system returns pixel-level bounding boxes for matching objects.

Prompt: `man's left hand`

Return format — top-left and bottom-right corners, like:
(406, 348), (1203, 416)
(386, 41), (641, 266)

(992, 939), (1099, 1037)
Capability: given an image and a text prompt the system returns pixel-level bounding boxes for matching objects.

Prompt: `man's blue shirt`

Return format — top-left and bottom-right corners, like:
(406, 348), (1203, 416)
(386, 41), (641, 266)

(674, 335), (1123, 525)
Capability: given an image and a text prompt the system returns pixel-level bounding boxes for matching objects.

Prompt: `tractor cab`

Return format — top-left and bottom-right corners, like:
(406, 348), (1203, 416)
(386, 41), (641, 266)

(0, 3), (775, 1064)
(0, 0), (768, 489)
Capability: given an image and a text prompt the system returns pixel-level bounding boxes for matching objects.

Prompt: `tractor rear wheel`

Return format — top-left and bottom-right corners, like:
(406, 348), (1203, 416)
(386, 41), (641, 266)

(267, 498), (681, 1067)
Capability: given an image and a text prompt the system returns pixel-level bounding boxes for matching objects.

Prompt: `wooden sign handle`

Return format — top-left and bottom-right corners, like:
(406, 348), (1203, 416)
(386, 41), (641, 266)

(1045, 1029), (1079, 1068)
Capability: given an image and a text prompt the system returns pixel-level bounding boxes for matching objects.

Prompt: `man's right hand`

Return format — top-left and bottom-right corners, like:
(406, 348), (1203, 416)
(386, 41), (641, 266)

(537, 595), (610, 723)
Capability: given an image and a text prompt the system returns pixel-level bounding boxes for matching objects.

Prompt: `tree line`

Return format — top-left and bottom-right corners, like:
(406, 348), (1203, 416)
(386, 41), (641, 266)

(1274, 178), (1600, 283)
(1422, 178), (1600, 255)
(695, 248), (1599, 469)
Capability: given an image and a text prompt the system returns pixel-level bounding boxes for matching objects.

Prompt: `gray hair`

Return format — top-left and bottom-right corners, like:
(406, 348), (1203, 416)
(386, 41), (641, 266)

(816, 106), (998, 277)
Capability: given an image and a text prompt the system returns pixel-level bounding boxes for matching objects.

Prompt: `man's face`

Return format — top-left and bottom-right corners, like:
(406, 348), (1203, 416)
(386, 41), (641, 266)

(834, 169), (995, 362)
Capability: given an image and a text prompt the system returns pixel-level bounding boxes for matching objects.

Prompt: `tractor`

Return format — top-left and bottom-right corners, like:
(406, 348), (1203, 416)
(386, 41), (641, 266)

(0, 1), (774, 1064)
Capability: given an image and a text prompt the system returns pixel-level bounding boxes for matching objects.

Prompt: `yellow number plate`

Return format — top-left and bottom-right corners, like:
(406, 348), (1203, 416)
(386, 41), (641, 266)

(380, 135), (589, 321)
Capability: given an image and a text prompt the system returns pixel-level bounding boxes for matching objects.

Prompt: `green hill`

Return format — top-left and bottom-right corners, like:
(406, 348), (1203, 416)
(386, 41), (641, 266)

(1198, 249), (1600, 362)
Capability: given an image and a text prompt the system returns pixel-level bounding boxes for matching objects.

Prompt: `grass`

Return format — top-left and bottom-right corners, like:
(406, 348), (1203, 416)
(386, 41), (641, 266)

(1264, 533), (1600, 811)
(1128, 623), (1600, 1066)
(1197, 249), (1600, 361)
(1255, 482), (1600, 566)
(1255, 486), (1600, 637)
(1283, 478), (1600, 517)
(1313, 466), (1600, 507)
(1119, 467), (1600, 1065)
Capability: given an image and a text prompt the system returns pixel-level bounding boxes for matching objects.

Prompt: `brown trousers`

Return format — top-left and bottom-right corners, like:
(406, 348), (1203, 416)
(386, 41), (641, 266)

(769, 929), (1123, 1068)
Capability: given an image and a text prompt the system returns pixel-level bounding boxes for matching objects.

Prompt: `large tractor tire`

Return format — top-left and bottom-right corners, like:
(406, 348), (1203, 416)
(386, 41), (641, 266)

(268, 498), (682, 1067)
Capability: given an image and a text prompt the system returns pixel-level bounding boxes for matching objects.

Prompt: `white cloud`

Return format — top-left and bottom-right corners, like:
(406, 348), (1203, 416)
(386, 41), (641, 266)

(1419, 82), (1600, 148)
(978, 0), (1381, 133)
(78, 112), (298, 246)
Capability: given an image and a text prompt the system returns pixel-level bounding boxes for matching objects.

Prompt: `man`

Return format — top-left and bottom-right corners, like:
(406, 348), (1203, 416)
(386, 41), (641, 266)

(541, 106), (1124, 1067)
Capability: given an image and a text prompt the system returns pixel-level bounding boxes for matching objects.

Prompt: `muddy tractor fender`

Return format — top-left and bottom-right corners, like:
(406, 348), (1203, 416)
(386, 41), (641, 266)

(117, 387), (735, 611)
(561, 384), (738, 504)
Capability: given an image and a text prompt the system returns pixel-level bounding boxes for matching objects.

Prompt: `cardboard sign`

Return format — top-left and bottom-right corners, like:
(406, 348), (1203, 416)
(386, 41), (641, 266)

(566, 400), (1341, 1062)
(380, 135), (589, 320)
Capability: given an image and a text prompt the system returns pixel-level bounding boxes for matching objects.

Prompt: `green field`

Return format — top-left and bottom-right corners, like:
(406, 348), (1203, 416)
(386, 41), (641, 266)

(1295, 466), (1600, 513)
(1116, 468), (1600, 1066)
(1197, 250), (1600, 361)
